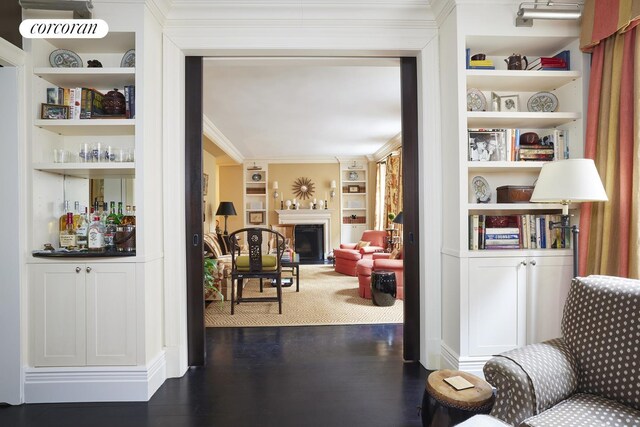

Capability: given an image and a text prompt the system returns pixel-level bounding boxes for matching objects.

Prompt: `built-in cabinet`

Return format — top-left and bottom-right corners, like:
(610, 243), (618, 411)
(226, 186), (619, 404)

(30, 263), (136, 367)
(243, 160), (269, 228)
(339, 160), (369, 243)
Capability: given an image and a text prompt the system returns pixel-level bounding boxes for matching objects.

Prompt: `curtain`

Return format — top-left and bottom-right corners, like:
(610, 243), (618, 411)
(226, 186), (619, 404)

(374, 161), (387, 230)
(384, 149), (403, 229)
(579, 0), (640, 278)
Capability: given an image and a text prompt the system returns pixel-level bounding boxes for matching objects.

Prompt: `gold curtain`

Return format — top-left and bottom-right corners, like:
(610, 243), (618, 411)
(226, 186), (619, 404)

(383, 149), (403, 229)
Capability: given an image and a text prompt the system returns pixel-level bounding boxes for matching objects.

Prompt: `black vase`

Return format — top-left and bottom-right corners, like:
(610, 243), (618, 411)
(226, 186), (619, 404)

(371, 271), (397, 306)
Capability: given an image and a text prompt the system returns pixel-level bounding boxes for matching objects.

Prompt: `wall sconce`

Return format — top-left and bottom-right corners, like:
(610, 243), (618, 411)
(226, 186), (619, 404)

(516, 1), (583, 27)
(330, 180), (337, 200)
(272, 181), (279, 199)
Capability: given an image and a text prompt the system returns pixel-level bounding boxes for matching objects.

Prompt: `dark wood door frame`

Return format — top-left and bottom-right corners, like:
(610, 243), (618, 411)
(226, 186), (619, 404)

(185, 56), (421, 363)
(185, 56), (206, 366)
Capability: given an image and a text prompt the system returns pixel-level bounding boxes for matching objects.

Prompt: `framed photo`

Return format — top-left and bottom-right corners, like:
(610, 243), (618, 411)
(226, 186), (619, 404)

(499, 94), (519, 112)
(41, 103), (70, 119)
(468, 130), (507, 161)
(203, 173), (209, 196)
(249, 211), (264, 224)
(348, 185), (360, 193)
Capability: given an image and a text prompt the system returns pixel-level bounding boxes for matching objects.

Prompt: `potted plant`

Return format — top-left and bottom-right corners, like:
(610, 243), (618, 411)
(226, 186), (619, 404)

(204, 257), (224, 302)
(388, 212), (396, 228)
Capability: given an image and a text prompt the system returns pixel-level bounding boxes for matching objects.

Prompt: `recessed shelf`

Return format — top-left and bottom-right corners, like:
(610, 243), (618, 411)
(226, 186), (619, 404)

(34, 67), (136, 88)
(467, 203), (567, 212)
(467, 112), (580, 128)
(33, 162), (135, 179)
(34, 119), (135, 136)
(467, 161), (547, 171)
(466, 70), (581, 91)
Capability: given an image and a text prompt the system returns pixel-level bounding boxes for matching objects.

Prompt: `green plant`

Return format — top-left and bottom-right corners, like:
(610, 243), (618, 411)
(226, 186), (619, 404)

(204, 257), (224, 302)
(388, 212), (396, 222)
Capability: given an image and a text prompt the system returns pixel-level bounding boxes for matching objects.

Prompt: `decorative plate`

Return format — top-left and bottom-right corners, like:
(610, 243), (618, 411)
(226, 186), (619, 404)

(120, 49), (135, 67)
(49, 49), (82, 68)
(251, 173), (262, 182)
(471, 176), (491, 203)
(527, 91), (558, 112)
(348, 171), (359, 181)
(467, 88), (487, 112)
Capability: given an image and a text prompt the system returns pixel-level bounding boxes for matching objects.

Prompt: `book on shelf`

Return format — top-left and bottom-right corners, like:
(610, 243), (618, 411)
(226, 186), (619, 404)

(469, 214), (569, 250)
(468, 65), (496, 69)
(527, 50), (571, 71)
(44, 85), (135, 119)
(468, 128), (568, 161)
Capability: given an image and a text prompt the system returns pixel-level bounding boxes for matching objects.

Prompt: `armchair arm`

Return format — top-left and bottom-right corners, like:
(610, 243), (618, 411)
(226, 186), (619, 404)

(372, 252), (390, 260)
(340, 243), (357, 250)
(484, 338), (577, 426)
(360, 245), (384, 255)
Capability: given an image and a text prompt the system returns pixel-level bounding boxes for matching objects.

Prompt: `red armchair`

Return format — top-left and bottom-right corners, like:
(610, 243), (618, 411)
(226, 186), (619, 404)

(333, 230), (386, 276)
(356, 249), (404, 300)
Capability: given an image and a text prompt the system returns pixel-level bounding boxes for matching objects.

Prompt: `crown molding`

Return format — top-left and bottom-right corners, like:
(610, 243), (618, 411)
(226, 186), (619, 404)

(145, 0), (172, 26)
(0, 37), (26, 67)
(202, 115), (245, 164)
(371, 133), (402, 161)
(260, 157), (339, 164)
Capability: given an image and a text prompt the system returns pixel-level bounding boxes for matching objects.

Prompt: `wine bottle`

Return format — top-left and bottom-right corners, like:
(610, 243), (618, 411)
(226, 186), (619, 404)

(117, 201), (124, 224)
(107, 201), (120, 225)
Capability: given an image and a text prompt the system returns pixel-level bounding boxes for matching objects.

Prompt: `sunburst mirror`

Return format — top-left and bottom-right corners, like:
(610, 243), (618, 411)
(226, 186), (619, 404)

(292, 177), (315, 200)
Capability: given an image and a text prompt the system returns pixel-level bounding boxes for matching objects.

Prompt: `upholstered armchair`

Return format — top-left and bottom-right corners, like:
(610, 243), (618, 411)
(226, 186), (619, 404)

(484, 275), (640, 427)
(333, 230), (386, 276)
(356, 249), (403, 299)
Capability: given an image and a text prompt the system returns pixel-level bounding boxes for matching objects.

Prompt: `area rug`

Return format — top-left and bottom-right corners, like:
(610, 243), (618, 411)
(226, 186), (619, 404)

(205, 264), (403, 327)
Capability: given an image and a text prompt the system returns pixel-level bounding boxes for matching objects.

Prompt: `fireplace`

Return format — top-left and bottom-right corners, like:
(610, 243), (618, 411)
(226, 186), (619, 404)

(294, 224), (325, 263)
(276, 209), (333, 259)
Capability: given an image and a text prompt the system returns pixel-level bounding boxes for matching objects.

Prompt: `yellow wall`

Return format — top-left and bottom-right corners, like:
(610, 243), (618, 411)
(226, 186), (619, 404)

(218, 165), (244, 234)
(203, 150), (217, 233)
(268, 163), (342, 249)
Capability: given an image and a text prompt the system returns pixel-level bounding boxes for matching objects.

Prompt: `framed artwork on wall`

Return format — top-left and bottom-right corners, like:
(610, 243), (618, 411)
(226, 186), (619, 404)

(249, 211), (264, 224)
(203, 173), (209, 196)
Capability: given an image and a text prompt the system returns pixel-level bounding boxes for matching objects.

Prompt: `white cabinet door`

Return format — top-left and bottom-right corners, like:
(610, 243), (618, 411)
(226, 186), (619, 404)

(526, 256), (572, 344)
(86, 264), (136, 365)
(341, 224), (367, 243)
(31, 264), (86, 367)
(468, 257), (526, 356)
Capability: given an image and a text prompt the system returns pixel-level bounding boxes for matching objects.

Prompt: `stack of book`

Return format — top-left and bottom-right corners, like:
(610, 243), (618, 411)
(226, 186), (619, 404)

(468, 59), (495, 69)
(518, 132), (558, 161)
(484, 227), (520, 249)
(469, 214), (570, 250)
(527, 50), (570, 70)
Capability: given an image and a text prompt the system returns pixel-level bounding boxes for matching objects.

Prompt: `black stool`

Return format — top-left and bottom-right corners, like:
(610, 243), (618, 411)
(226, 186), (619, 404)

(370, 270), (396, 306)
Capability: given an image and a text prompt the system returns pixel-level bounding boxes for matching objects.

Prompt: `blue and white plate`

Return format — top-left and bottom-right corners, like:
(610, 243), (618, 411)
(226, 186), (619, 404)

(527, 91), (558, 112)
(120, 49), (135, 67)
(49, 49), (82, 68)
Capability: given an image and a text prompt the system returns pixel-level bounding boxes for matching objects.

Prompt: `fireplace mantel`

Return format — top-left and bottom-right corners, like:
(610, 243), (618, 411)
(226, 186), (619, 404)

(276, 209), (334, 256)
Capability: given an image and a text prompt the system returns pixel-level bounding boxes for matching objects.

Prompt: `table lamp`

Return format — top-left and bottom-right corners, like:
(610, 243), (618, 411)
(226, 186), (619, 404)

(215, 201), (237, 235)
(530, 159), (608, 277)
(393, 211), (403, 225)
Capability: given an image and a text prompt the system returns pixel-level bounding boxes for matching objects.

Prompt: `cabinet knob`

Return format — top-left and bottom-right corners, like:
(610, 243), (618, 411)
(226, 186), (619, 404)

(520, 260), (527, 266)
(75, 267), (81, 273)
(530, 260), (537, 266)
(86, 266), (92, 273)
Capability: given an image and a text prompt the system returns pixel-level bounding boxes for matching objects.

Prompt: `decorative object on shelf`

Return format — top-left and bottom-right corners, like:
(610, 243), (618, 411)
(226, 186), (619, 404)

(347, 160), (360, 169)
(215, 201), (237, 235)
(285, 199), (292, 210)
(468, 130), (507, 161)
(504, 53), (528, 70)
(348, 171), (359, 181)
(249, 211), (264, 224)
(485, 216), (511, 228)
(499, 94), (519, 112)
(41, 103), (69, 119)
(519, 131), (540, 145)
(49, 49), (82, 68)
(466, 88), (487, 111)
(496, 185), (534, 203)
(247, 162), (262, 171)
(272, 181), (279, 199)
(530, 159), (608, 277)
(291, 177), (315, 200)
(348, 185), (360, 193)
(330, 180), (337, 199)
(471, 53), (486, 60)
(102, 88), (126, 115)
(251, 172), (262, 182)
(527, 91), (559, 112)
(203, 173), (209, 196)
(120, 49), (135, 67)
(471, 176), (491, 203)
(87, 59), (102, 68)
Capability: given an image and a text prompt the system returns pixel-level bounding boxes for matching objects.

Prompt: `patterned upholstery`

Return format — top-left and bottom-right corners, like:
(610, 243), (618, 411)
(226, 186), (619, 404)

(561, 276), (640, 411)
(484, 276), (640, 427)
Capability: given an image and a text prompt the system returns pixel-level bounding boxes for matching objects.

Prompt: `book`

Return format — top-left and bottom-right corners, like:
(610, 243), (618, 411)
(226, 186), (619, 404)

(478, 214), (486, 249)
(485, 233), (519, 239)
(485, 227), (519, 235)
(485, 239), (520, 246)
(467, 66), (496, 70)
(469, 59), (494, 66)
(46, 87), (59, 104)
(444, 375), (474, 391)
(469, 215), (479, 250)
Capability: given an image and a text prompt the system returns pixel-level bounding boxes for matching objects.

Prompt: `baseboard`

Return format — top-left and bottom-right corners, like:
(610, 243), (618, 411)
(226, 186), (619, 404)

(24, 351), (167, 403)
(440, 343), (490, 379)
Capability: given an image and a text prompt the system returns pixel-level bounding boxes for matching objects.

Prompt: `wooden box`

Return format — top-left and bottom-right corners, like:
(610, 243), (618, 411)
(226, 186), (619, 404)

(497, 185), (534, 203)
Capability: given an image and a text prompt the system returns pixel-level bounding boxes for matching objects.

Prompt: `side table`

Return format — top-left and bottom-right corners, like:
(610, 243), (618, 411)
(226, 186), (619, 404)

(421, 369), (495, 427)
(370, 270), (397, 306)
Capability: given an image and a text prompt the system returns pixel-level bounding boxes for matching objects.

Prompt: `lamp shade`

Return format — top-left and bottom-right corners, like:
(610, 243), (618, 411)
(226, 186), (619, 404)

(215, 201), (237, 216)
(272, 181), (279, 190)
(330, 180), (337, 189)
(530, 159), (608, 203)
(393, 211), (404, 225)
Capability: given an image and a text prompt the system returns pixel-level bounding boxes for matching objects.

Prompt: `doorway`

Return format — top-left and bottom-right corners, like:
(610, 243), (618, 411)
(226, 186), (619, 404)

(185, 56), (420, 365)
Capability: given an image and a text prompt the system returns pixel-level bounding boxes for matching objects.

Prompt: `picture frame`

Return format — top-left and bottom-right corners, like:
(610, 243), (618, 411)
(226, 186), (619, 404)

(41, 103), (70, 119)
(249, 211), (264, 224)
(468, 130), (507, 162)
(499, 94), (519, 112)
(348, 185), (360, 193)
(203, 173), (209, 196)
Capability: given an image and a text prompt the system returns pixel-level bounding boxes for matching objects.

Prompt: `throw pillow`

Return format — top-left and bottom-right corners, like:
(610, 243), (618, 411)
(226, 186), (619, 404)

(355, 240), (370, 250)
(389, 246), (402, 259)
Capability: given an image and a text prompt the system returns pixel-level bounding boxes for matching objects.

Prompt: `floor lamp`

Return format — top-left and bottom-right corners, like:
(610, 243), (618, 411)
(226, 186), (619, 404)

(215, 201), (237, 235)
(530, 159), (608, 277)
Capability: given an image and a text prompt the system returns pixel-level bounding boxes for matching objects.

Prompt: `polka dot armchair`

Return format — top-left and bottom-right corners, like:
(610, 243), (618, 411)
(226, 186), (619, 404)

(484, 275), (640, 426)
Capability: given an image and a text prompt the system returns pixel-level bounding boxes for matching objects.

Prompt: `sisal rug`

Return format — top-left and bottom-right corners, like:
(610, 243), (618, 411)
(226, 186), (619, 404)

(205, 264), (403, 327)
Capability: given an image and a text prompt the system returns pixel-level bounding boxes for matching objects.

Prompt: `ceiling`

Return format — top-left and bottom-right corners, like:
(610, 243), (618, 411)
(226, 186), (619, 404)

(202, 57), (402, 161)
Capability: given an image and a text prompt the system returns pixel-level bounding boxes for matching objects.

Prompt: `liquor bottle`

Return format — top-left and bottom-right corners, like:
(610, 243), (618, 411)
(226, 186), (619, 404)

(100, 202), (109, 225)
(107, 201), (120, 225)
(88, 215), (105, 252)
(59, 200), (71, 233)
(117, 201), (124, 223)
(121, 205), (136, 226)
(59, 212), (77, 249)
(73, 201), (83, 230)
(104, 218), (117, 250)
(76, 207), (88, 248)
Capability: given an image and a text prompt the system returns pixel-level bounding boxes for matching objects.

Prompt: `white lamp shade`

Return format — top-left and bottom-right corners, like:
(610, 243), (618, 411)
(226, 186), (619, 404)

(330, 180), (336, 189)
(272, 181), (279, 190)
(530, 159), (608, 203)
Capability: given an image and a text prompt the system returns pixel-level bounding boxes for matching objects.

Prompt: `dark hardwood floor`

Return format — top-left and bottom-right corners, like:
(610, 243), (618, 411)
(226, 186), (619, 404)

(0, 324), (427, 427)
